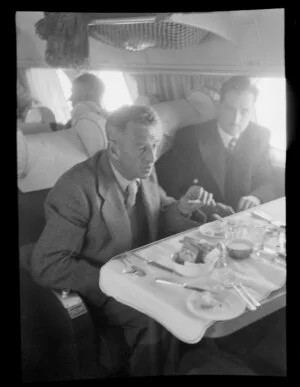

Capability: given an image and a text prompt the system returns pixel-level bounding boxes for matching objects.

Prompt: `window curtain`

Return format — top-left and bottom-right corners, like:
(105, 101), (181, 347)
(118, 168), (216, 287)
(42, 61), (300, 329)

(26, 68), (71, 124)
(131, 73), (229, 103)
(17, 68), (34, 121)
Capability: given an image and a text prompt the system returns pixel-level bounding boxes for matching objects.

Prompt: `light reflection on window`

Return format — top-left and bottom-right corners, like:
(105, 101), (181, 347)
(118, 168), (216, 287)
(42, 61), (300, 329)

(91, 71), (133, 112)
(254, 77), (286, 151)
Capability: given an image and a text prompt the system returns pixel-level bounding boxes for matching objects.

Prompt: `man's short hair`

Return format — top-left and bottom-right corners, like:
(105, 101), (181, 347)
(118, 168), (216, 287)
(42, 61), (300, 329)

(220, 76), (259, 102)
(73, 73), (105, 98)
(106, 105), (160, 135)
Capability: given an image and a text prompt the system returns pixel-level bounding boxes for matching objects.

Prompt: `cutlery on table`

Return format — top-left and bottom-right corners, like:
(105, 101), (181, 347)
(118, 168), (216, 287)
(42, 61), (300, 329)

(154, 278), (209, 293)
(220, 271), (257, 311)
(251, 211), (285, 229)
(115, 255), (146, 276)
(132, 253), (183, 277)
(263, 246), (286, 260)
(224, 281), (257, 311)
(238, 282), (261, 307)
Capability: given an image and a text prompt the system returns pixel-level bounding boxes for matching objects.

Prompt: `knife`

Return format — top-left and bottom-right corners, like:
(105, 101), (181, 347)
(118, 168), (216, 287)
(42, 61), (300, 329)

(263, 246), (286, 260)
(154, 278), (206, 292)
(251, 211), (285, 229)
(132, 253), (183, 277)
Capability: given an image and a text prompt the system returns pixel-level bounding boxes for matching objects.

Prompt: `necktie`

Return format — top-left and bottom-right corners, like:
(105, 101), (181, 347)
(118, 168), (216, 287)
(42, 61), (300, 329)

(126, 181), (139, 209)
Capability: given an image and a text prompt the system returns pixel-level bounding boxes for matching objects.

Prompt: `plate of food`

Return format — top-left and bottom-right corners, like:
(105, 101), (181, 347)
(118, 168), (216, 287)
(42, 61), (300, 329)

(186, 287), (246, 320)
(171, 237), (219, 277)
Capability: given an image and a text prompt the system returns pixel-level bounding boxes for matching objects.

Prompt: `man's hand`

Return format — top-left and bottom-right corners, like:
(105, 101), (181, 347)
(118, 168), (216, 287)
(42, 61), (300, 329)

(182, 185), (216, 206)
(177, 186), (215, 217)
(237, 196), (261, 212)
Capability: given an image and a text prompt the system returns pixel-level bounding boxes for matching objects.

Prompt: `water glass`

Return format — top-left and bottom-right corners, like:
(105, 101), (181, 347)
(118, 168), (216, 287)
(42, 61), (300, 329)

(251, 225), (270, 257)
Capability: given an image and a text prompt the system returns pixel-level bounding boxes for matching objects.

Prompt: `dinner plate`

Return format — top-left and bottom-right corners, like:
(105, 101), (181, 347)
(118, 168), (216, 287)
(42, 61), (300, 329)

(171, 247), (220, 277)
(186, 288), (246, 320)
(198, 222), (227, 239)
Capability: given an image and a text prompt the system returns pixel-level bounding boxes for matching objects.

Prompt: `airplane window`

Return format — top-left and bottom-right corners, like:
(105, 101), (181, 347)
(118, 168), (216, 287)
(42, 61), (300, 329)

(254, 78), (286, 152)
(58, 70), (133, 114)
(56, 69), (73, 111)
(91, 70), (133, 112)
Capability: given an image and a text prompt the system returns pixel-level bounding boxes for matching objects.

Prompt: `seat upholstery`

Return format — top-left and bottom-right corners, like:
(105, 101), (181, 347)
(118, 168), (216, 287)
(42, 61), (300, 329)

(18, 189), (106, 381)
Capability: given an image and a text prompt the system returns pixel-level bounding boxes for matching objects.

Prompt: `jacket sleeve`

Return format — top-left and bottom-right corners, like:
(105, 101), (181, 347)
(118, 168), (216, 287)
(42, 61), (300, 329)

(31, 176), (107, 307)
(156, 127), (196, 200)
(250, 133), (277, 203)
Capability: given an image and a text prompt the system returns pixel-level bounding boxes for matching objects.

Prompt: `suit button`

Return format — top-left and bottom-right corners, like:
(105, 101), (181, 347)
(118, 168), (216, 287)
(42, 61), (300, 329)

(193, 179), (199, 185)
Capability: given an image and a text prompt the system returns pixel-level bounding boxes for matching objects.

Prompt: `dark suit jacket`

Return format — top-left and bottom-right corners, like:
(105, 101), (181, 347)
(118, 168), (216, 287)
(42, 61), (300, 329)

(31, 150), (199, 307)
(156, 119), (277, 210)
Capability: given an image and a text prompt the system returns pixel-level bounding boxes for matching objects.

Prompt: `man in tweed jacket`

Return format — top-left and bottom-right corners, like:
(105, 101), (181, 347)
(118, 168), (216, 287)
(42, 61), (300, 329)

(30, 105), (210, 376)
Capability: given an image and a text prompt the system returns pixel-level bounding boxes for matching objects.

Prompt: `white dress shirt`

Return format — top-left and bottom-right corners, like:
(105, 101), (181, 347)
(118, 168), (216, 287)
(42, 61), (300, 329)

(109, 160), (140, 201)
(217, 122), (239, 149)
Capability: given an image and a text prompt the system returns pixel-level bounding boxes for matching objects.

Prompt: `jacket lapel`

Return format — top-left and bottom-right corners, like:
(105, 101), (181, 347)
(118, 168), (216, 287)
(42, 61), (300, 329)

(197, 124), (228, 198)
(96, 151), (132, 252)
(140, 177), (160, 242)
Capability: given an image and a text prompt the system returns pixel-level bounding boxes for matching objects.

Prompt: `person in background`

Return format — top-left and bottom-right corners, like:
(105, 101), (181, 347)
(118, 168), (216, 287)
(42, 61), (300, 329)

(64, 72), (108, 128)
(156, 76), (278, 213)
(29, 105), (212, 376)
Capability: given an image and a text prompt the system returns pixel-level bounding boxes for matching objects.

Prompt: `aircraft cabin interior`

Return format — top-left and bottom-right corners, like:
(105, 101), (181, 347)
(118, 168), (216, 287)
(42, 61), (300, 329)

(17, 10), (286, 381)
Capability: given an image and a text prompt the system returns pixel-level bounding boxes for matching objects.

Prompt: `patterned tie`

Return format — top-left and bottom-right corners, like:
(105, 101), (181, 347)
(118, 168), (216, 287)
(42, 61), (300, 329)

(125, 181), (139, 209)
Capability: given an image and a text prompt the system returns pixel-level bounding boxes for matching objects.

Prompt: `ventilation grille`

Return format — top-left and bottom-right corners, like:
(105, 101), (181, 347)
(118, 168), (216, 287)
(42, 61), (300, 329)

(89, 21), (210, 51)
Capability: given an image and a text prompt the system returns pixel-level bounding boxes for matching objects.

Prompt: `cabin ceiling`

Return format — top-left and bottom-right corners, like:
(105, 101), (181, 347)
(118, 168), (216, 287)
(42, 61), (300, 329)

(16, 10), (284, 77)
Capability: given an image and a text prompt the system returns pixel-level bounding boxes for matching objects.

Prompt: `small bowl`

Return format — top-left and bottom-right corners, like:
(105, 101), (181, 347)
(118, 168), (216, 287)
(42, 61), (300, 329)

(171, 249), (219, 277)
(225, 238), (254, 260)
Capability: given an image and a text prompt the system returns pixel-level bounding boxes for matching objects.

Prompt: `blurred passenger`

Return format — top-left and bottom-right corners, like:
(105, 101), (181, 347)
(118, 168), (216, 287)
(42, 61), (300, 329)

(156, 76), (278, 213)
(64, 72), (108, 129)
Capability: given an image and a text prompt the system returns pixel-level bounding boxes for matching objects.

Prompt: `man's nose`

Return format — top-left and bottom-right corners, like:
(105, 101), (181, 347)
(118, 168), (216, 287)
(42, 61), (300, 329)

(145, 147), (156, 163)
(233, 110), (242, 124)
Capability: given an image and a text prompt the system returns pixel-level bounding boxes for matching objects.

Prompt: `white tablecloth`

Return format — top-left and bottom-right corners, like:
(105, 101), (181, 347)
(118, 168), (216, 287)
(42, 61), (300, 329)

(99, 198), (286, 344)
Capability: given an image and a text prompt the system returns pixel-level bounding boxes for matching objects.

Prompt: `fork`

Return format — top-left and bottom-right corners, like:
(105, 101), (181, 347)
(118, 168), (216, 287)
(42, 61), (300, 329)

(238, 282), (261, 307)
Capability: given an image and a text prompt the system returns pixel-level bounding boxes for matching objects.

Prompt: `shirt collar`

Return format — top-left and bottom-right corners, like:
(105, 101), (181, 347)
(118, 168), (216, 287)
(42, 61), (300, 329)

(217, 122), (240, 148)
(109, 160), (140, 193)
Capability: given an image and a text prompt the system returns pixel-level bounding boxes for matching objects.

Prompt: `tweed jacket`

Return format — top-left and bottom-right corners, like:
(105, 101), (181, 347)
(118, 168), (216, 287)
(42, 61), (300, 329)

(31, 150), (198, 306)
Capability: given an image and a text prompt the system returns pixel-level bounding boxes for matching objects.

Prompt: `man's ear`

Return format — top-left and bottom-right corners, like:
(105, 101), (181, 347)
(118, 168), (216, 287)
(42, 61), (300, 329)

(108, 139), (120, 160)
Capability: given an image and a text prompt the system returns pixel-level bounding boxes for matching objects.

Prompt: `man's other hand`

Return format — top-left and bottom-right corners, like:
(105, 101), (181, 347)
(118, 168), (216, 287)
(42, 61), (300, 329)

(237, 196), (261, 212)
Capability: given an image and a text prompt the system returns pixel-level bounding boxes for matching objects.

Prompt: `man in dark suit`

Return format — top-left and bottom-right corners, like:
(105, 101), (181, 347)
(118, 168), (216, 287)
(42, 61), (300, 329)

(30, 105), (210, 376)
(156, 76), (277, 212)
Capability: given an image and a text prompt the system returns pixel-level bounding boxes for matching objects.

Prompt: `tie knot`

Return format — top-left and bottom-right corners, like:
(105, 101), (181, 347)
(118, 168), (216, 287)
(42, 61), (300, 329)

(227, 137), (237, 151)
(126, 181), (139, 209)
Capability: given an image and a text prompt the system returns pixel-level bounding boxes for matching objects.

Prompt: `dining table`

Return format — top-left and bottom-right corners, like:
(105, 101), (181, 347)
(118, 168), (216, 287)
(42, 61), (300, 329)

(99, 197), (286, 344)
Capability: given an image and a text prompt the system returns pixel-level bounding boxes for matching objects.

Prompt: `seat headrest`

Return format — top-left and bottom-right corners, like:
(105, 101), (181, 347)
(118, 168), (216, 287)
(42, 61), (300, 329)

(72, 112), (108, 157)
(19, 122), (52, 135)
(150, 91), (216, 158)
(17, 129), (88, 192)
(25, 106), (56, 125)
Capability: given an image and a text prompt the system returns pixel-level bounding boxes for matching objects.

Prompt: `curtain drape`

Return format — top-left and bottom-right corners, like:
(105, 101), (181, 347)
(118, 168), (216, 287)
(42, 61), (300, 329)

(26, 69), (71, 124)
(131, 73), (229, 103)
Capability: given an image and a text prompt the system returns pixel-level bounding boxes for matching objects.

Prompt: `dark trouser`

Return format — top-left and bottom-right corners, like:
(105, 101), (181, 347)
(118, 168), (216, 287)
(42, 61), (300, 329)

(215, 308), (286, 375)
(96, 297), (181, 376)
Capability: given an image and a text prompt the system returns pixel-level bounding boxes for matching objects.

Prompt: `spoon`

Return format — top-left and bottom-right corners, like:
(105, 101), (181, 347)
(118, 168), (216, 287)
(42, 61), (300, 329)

(220, 271), (257, 310)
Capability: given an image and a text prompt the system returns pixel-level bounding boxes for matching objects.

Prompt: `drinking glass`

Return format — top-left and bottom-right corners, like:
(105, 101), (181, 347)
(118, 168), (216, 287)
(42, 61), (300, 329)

(251, 225), (271, 257)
